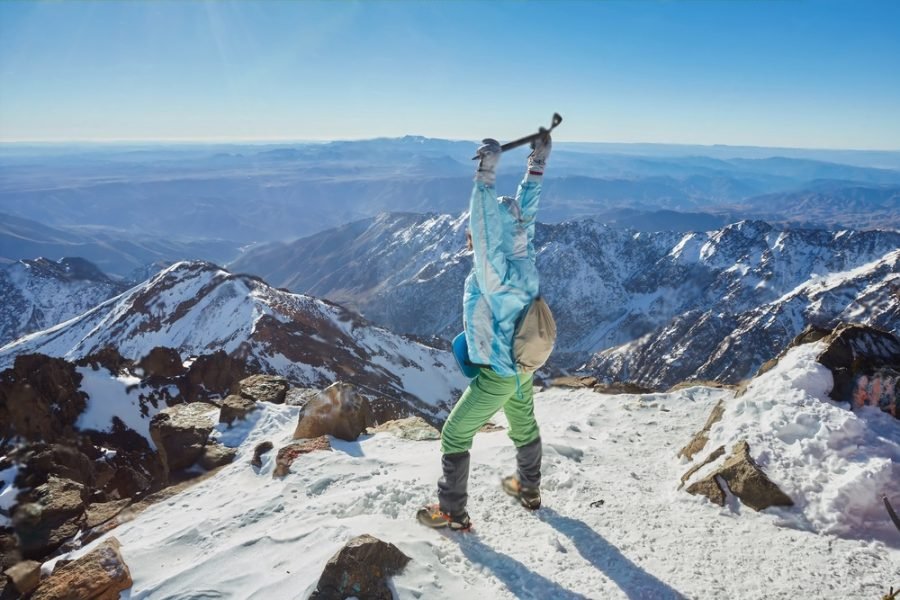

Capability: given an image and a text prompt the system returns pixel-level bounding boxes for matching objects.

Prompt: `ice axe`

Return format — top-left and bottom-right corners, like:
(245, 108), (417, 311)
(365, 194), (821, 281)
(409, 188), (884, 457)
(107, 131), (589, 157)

(471, 113), (563, 160)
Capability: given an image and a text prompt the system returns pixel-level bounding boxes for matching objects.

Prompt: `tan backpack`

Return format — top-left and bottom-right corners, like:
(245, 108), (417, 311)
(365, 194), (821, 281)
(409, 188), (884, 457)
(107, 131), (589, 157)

(513, 296), (557, 373)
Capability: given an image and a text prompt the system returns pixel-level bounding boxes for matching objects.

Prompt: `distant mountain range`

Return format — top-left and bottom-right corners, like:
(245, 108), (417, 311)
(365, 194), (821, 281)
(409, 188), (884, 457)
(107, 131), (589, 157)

(0, 261), (466, 416)
(230, 214), (900, 388)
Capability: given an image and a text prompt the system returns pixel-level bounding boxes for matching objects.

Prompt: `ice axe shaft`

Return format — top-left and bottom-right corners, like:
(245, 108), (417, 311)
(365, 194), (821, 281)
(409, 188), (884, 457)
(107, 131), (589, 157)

(471, 113), (563, 160)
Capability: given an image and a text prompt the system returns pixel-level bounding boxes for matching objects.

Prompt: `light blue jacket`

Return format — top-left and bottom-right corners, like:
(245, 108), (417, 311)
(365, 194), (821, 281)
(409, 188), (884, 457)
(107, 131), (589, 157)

(463, 175), (541, 377)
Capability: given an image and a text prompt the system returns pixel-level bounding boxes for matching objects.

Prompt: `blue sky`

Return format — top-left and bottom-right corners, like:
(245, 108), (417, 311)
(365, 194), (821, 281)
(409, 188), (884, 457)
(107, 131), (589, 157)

(1, 0), (898, 149)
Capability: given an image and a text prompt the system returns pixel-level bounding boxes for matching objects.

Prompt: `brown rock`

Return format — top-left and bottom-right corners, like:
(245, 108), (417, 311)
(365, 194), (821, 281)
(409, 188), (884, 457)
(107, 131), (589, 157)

(238, 374), (289, 404)
(294, 382), (376, 442)
(137, 347), (186, 378)
(0, 354), (88, 444)
(185, 350), (247, 403)
(686, 441), (793, 511)
(4, 560), (41, 595)
(285, 388), (319, 406)
(75, 347), (131, 375)
(817, 324), (900, 417)
(310, 534), (410, 600)
(251, 441), (274, 469)
(479, 422), (505, 433)
(0, 532), (21, 571)
(550, 376), (598, 388)
(15, 443), (96, 490)
(678, 399), (725, 460)
(273, 437), (331, 478)
(13, 476), (87, 559)
(592, 381), (653, 395)
(149, 402), (217, 479)
(84, 500), (131, 529)
(200, 443), (237, 470)
(30, 537), (132, 600)
(679, 445), (725, 490)
(219, 394), (258, 425)
(367, 417), (440, 441)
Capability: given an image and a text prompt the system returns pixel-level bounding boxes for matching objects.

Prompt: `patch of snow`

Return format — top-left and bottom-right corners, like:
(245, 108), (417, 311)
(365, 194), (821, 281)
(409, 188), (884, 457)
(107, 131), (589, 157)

(75, 366), (163, 447)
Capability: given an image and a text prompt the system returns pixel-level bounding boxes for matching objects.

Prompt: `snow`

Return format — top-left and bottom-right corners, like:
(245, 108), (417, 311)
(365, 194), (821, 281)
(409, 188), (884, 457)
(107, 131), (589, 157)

(51, 373), (899, 599)
(75, 366), (162, 446)
(0, 462), (19, 528)
(686, 341), (900, 544)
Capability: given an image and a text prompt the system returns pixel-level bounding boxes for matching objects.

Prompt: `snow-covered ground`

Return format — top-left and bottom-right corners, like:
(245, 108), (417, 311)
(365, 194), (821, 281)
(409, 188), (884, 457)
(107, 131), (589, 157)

(46, 349), (899, 599)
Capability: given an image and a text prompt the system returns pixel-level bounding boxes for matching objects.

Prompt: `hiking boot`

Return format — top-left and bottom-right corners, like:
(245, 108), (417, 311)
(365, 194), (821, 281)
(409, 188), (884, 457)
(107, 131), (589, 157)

(502, 475), (541, 510)
(416, 504), (472, 531)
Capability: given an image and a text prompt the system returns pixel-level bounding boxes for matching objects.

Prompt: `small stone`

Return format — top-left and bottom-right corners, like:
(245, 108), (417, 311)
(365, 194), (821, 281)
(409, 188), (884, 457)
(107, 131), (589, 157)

(368, 417), (440, 441)
(200, 443), (237, 470)
(4, 560), (41, 595)
(310, 534), (410, 600)
(219, 395), (258, 425)
(251, 441), (274, 469)
(273, 438), (331, 478)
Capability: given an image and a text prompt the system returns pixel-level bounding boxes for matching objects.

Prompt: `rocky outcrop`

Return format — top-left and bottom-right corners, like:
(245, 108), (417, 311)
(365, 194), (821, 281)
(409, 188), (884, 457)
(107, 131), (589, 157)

(149, 403), (218, 479)
(550, 376), (598, 388)
(678, 399), (726, 460)
(238, 374), (289, 404)
(293, 382), (376, 442)
(30, 537), (132, 600)
(137, 347), (186, 379)
(686, 441), (793, 511)
(3, 560), (41, 596)
(185, 350), (247, 403)
(273, 438), (331, 478)
(0, 354), (87, 444)
(76, 347), (132, 375)
(310, 534), (410, 600)
(368, 417), (440, 441)
(13, 476), (87, 559)
(816, 324), (899, 417)
(219, 394), (258, 425)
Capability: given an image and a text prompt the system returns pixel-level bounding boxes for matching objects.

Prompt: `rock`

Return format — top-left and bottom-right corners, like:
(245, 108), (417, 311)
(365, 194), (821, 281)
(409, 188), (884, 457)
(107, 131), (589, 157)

(0, 354), (88, 444)
(200, 443), (237, 470)
(293, 382), (376, 442)
(251, 441), (274, 469)
(817, 324), (900, 417)
(550, 376), (598, 388)
(310, 534), (410, 600)
(686, 441), (793, 511)
(479, 422), (505, 433)
(4, 560), (41, 596)
(75, 347), (131, 375)
(13, 476), (87, 559)
(273, 437), (331, 478)
(592, 382), (653, 395)
(14, 443), (96, 490)
(238, 374), (289, 404)
(149, 402), (218, 479)
(219, 394), (258, 425)
(678, 399), (726, 460)
(367, 416), (440, 441)
(185, 350), (247, 403)
(0, 533), (21, 571)
(30, 537), (132, 600)
(679, 445), (725, 490)
(84, 499), (131, 528)
(285, 388), (319, 406)
(137, 347), (186, 378)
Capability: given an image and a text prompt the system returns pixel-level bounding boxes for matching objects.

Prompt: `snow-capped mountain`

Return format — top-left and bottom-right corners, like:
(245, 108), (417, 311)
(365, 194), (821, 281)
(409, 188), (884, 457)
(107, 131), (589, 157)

(0, 257), (128, 346)
(231, 214), (900, 386)
(0, 261), (465, 415)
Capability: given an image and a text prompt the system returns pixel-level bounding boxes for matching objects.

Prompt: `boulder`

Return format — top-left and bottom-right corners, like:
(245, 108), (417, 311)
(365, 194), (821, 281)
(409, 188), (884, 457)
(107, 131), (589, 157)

(238, 374), (289, 404)
(13, 476), (87, 559)
(3, 560), (41, 596)
(0, 354), (88, 443)
(678, 399), (726, 460)
(273, 437), (331, 478)
(0, 533), (21, 571)
(817, 324), (899, 417)
(200, 443), (237, 470)
(219, 394), (258, 425)
(184, 350), (247, 403)
(310, 534), (410, 600)
(285, 388), (320, 406)
(550, 376), (598, 388)
(84, 499), (131, 528)
(14, 443), (96, 490)
(30, 537), (132, 600)
(75, 347), (131, 375)
(251, 441), (274, 469)
(367, 417), (440, 441)
(686, 441), (793, 511)
(137, 347), (186, 378)
(293, 382), (375, 442)
(149, 402), (218, 479)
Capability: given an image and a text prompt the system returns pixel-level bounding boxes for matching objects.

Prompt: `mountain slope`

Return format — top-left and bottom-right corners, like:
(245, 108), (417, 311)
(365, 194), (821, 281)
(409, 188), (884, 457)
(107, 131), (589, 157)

(0, 257), (128, 346)
(230, 214), (900, 384)
(0, 261), (466, 416)
(40, 343), (900, 599)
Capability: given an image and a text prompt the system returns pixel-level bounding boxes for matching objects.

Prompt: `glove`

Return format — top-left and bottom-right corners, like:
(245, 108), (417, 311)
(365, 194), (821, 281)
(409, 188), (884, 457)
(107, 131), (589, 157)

(527, 128), (551, 178)
(475, 138), (501, 186)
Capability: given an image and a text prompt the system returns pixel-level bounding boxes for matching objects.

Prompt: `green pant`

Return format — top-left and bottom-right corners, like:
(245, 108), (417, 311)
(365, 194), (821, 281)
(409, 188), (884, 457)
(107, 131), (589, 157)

(441, 367), (539, 454)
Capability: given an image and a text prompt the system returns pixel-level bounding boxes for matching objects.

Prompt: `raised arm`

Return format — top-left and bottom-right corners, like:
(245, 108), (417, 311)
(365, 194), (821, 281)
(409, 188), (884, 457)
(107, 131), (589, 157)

(469, 139), (507, 293)
(514, 133), (551, 251)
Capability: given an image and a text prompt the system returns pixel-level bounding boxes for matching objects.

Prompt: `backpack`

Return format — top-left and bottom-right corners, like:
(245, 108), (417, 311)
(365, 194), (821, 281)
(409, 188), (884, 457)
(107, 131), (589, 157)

(513, 296), (557, 373)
